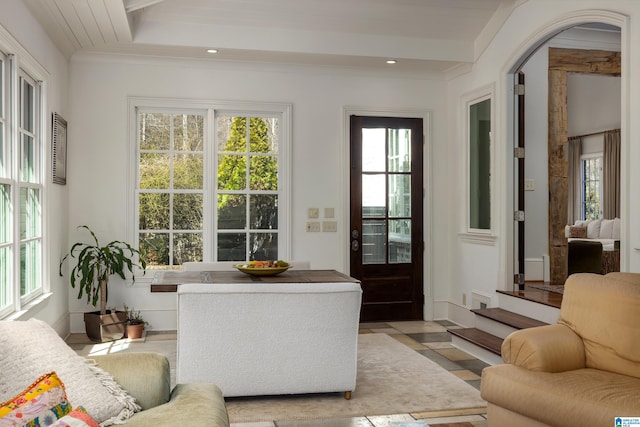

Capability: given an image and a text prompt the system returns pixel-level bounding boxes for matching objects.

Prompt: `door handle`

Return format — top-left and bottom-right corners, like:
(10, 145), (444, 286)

(351, 229), (360, 252)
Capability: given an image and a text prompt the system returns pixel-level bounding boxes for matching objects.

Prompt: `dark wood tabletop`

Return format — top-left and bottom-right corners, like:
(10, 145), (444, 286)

(150, 269), (359, 292)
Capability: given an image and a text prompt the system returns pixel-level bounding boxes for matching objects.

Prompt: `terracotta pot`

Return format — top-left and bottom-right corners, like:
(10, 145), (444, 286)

(126, 323), (145, 339)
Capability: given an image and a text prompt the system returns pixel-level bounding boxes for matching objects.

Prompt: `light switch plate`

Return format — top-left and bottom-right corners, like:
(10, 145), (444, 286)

(324, 207), (335, 218)
(308, 208), (319, 219)
(322, 221), (338, 232)
(306, 221), (321, 232)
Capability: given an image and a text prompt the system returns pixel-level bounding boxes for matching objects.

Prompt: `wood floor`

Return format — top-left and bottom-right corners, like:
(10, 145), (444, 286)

(497, 282), (563, 309)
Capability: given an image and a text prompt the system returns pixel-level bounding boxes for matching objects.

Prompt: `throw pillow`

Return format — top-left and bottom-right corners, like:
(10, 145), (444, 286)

(613, 217), (621, 240)
(587, 219), (602, 239)
(0, 319), (140, 426)
(568, 225), (587, 238)
(0, 371), (71, 426)
(600, 219), (614, 238)
(48, 407), (100, 427)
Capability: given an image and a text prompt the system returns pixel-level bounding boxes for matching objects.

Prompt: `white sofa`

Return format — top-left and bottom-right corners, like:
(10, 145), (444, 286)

(176, 281), (362, 399)
(565, 218), (620, 251)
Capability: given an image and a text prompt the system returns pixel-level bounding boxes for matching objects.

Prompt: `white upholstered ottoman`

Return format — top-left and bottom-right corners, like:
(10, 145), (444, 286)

(176, 278), (362, 398)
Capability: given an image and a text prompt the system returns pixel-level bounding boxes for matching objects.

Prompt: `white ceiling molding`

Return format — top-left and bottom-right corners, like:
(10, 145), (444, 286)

(124, 0), (165, 13)
(24, 0), (529, 73)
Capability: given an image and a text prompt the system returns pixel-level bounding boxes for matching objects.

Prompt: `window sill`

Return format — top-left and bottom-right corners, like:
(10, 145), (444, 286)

(458, 232), (497, 246)
(4, 292), (53, 321)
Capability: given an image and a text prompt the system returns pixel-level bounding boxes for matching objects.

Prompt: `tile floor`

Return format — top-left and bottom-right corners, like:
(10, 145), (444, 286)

(67, 321), (489, 427)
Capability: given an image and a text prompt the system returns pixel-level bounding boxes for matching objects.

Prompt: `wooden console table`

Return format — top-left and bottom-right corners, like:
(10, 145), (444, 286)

(150, 269), (358, 293)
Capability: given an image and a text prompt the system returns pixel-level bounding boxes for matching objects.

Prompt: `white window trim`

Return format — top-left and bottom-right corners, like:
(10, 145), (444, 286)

(0, 22), (49, 319)
(128, 97), (292, 272)
(460, 84), (496, 242)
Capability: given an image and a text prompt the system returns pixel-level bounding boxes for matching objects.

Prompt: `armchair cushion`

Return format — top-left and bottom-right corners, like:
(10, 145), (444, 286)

(481, 365), (640, 427)
(90, 353), (170, 411)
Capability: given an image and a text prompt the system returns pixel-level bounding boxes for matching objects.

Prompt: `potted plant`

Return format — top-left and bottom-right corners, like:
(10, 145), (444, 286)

(123, 305), (149, 339)
(59, 225), (146, 342)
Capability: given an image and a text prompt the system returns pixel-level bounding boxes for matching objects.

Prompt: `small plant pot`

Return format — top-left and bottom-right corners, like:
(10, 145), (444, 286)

(126, 323), (145, 339)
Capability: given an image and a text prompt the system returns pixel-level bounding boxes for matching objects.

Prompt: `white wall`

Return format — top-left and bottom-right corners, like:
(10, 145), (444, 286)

(445, 0), (638, 325)
(568, 73), (621, 140)
(0, 1), (70, 335)
(7, 0), (639, 334)
(67, 55), (448, 331)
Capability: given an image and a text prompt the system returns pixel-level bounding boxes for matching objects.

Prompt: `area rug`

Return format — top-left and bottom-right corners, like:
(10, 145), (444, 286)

(78, 334), (486, 422)
(527, 283), (565, 294)
(225, 333), (486, 422)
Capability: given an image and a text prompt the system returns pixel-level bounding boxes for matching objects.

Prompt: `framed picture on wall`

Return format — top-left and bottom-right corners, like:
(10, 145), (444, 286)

(52, 112), (67, 185)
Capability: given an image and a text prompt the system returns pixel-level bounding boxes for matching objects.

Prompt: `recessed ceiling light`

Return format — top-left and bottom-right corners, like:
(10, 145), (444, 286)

(386, 59), (397, 64)
(207, 49), (218, 54)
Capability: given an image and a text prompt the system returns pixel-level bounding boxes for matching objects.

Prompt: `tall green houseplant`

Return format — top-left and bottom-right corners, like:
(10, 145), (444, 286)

(60, 226), (146, 341)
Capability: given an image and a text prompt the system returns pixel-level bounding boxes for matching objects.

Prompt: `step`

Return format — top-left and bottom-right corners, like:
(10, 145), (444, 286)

(497, 292), (561, 324)
(449, 307), (551, 365)
(472, 307), (548, 329)
(448, 327), (503, 356)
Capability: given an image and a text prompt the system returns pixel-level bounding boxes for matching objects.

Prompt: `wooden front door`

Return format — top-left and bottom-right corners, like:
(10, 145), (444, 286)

(350, 115), (424, 322)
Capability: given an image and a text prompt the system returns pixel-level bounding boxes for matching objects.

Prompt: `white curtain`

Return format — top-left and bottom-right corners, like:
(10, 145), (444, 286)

(567, 137), (582, 224)
(603, 130), (621, 219)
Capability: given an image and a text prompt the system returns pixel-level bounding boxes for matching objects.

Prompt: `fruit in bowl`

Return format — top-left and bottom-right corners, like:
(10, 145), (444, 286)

(234, 260), (291, 276)
(238, 260), (289, 269)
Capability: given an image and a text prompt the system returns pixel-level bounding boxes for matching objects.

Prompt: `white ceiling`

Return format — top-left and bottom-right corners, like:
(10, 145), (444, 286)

(24, 0), (523, 75)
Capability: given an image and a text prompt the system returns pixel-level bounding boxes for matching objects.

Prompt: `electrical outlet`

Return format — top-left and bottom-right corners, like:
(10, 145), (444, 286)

(306, 221), (321, 232)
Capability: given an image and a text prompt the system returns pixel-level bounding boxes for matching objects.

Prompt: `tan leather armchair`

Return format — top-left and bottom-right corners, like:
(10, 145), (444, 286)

(481, 273), (640, 426)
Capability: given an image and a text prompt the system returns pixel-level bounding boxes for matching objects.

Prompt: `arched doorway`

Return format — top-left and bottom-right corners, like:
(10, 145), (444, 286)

(504, 11), (627, 291)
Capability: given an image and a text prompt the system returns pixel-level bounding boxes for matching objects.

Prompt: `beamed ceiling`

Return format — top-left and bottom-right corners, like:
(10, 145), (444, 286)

(24, 0), (523, 74)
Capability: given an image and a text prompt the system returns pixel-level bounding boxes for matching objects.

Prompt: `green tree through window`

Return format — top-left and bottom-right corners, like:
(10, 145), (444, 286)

(217, 117), (279, 261)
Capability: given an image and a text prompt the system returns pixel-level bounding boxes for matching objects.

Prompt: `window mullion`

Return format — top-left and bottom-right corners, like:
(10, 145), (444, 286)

(8, 54), (18, 313)
(245, 116), (251, 260)
(209, 108), (218, 259)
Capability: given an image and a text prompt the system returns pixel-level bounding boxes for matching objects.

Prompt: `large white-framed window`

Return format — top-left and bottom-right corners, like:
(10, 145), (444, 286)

(131, 98), (291, 270)
(581, 153), (602, 220)
(0, 31), (47, 319)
